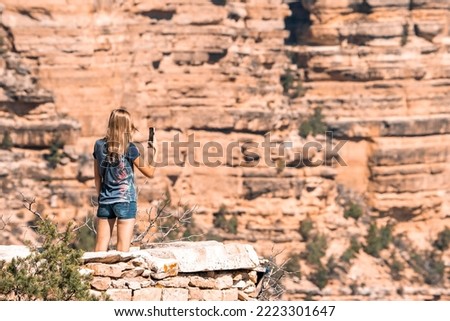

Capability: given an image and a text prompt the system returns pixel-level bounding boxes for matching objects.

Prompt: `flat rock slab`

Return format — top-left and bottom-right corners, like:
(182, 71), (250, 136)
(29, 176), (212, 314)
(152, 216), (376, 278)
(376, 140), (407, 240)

(82, 250), (135, 264)
(142, 241), (260, 273)
(0, 245), (30, 262)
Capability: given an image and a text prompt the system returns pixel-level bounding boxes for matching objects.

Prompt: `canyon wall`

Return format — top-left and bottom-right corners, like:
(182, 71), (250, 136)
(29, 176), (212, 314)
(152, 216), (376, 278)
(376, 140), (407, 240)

(0, 0), (449, 299)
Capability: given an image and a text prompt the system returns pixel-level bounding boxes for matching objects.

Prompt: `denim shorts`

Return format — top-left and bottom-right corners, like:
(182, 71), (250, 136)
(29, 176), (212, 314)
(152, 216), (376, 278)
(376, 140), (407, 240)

(97, 201), (137, 220)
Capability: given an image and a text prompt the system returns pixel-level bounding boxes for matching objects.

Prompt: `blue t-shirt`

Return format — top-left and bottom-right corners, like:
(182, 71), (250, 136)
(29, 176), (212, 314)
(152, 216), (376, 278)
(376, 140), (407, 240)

(93, 138), (141, 204)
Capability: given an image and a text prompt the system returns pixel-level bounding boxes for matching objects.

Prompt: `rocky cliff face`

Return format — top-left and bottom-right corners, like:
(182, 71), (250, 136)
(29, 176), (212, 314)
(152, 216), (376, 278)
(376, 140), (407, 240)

(0, 0), (449, 299)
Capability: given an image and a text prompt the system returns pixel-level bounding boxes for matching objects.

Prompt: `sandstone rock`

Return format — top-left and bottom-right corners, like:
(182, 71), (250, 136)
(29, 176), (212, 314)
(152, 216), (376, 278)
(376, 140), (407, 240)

(134, 251), (179, 279)
(111, 279), (128, 289)
(162, 288), (189, 301)
(91, 277), (111, 291)
(157, 276), (190, 288)
(222, 288), (239, 301)
(200, 289), (223, 301)
(0, 245), (30, 262)
(144, 241), (260, 273)
(106, 289), (132, 301)
(1, 0), (449, 302)
(189, 276), (216, 289)
(85, 263), (124, 278)
(127, 281), (141, 290)
(215, 274), (233, 290)
(121, 267), (145, 278)
(82, 251), (135, 264)
(133, 288), (162, 301)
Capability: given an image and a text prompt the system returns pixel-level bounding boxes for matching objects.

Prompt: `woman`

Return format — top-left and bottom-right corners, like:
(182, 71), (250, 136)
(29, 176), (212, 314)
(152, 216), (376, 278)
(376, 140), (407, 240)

(93, 108), (156, 252)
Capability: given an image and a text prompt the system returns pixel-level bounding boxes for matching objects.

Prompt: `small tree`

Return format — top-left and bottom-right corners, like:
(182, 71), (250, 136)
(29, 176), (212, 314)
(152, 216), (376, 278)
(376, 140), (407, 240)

(433, 227), (450, 251)
(340, 236), (361, 263)
(344, 202), (363, 221)
(299, 108), (327, 138)
(44, 137), (65, 169)
(298, 218), (314, 241)
(305, 233), (327, 266)
(364, 222), (393, 257)
(1, 131), (13, 150)
(0, 218), (96, 300)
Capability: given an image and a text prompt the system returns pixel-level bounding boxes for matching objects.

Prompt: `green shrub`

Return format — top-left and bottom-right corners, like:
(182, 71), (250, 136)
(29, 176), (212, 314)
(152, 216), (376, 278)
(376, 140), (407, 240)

(281, 69), (306, 99)
(364, 222), (393, 257)
(227, 215), (238, 234)
(299, 108), (327, 138)
(388, 254), (404, 281)
(1, 131), (13, 150)
(309, 264), (328, 290)
(44, 137), (65, 169)
(340, 236), (361, 263)
(305, 234), (327, 266)
(213, 205), (238, 234)
(344, 202), (363, 221)
(281, 69), (295, 95)
(298, 218), (314, 241)
(433, 227), (450, 251)
(284, 253), (301, 278)
(0, 218), (96, 301)
(74, 223), (97, 251)
(409, 250), (444, 285)
(401, 24), (409, 46)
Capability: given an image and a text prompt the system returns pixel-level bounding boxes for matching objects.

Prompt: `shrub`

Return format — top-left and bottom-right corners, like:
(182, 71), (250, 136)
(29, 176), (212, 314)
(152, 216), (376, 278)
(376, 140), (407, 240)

(0, 131), (13, 150)
(281, 69), (295, 95)
(308, 256), (340, 290)
(74, 223), (97, 251)
(284, 253), (301, 278)
(409, 250), (444, 285)
(227, 215), (238, 234)
(298, 218), (314, 241)
(388, 254), (404, 281)
(44, 137), (65, 169)
(309, 263), (328, 290)
(344, 202), (363, 221)
(433, 227), (450, 251)
(299, 108), (327, 138)
(340, 236), (361, 263)
(305, 233), (327, 266)
(401, 24), (409, 46)
(213, 205), (238, 234)
(0, 218), (96, 301)
(364, 222), (393, 257)
(280, 69), (306, 99)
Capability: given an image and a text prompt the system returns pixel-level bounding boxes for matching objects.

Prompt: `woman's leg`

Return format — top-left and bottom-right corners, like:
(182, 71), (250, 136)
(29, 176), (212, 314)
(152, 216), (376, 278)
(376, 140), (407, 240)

(114, 201), (137, 252)
(95, 218), (116, 251)
(117, 218), (136, 251)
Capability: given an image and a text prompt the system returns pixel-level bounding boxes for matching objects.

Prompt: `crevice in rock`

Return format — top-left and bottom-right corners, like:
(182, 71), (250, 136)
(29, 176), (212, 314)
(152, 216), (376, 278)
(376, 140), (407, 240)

(139, 9), (176, 21)
(207, 50), (227, 64)
(152, 60), (161, 69)
(211, 0), (227, 6)
(4, 102), (41, 117)
(284, 1), (311, 45)
(350, 0), (373, 14)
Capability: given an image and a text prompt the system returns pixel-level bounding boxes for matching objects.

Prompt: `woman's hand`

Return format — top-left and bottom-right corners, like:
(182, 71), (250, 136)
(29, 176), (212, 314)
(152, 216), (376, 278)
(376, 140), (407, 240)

(148, 133), (158, 164)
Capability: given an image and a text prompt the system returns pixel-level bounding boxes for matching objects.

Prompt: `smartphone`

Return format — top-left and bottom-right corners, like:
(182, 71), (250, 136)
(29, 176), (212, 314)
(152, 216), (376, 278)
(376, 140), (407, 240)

(148, 127), (155, 144)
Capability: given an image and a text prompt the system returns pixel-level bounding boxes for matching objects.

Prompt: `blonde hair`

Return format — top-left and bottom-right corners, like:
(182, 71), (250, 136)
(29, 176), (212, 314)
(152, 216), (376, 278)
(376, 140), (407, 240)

(105, 108), (135, 162)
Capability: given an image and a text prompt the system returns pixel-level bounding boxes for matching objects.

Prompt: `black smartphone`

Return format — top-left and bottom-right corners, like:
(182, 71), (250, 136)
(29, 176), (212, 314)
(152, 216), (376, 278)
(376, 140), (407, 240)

(148, 127), (155, 144)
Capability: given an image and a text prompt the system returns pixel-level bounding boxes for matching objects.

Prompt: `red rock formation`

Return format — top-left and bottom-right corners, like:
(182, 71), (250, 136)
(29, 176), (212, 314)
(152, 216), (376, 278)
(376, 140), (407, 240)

(0, 0), (448, 299)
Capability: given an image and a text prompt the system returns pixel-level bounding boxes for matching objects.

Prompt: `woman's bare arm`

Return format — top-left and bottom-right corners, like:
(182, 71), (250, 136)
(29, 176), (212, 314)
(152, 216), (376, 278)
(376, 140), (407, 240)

(134, 158), (156, 178)
(133, 144), (157, 178)
(94, 159), (102, 195)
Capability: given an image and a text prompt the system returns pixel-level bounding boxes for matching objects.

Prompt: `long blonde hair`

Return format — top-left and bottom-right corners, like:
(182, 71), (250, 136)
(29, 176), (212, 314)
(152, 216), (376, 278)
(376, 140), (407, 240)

(105, 108), (135, 162)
